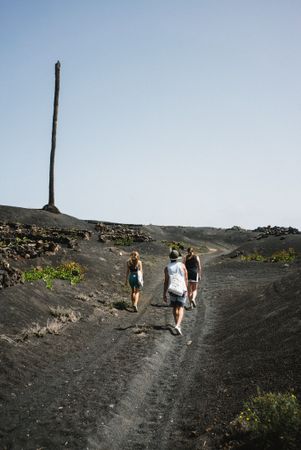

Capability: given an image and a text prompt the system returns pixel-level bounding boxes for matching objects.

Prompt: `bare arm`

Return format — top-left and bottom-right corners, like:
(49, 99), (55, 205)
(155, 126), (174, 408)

(138, 260), (143, 274)
(163, 267), (169, 302)
(182, 263), (188, 290)
(197, 256), (202, 276)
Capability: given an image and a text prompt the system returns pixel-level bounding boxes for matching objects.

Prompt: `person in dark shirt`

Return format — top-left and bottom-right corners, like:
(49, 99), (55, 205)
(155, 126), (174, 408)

(125, 251), (143, 312)
(183, 247), (201, 308)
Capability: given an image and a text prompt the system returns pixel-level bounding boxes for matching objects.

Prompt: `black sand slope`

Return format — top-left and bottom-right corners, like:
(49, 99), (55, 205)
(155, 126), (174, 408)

(0, 206), (300, 449)
(0, 205), (92, 230)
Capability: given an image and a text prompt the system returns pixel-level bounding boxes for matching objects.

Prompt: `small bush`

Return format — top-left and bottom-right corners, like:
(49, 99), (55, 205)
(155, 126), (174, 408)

(114, 237), (134, 246)
(241, 248), (296, 263)
(49, 306), (81, 323)
(45, 318), (64, 335)
(161, 240), (185, 252)
(231, 391), (301, 449)
(271, 248), (296, 263)
(21, 322), (48, 339)
(19, 312), (80, 340)
(23, 262), (85, 289)
(241, 252), (266, 262)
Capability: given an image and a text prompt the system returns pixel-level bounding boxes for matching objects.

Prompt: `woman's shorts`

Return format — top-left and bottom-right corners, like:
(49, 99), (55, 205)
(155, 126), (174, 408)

(169, 292), (187, 308)
(129, 272), (140, 289)
(187, 270), (199, 283)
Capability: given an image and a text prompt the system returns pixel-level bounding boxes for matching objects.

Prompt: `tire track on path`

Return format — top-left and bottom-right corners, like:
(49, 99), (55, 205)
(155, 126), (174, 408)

(98, 252), (286, 450)
(88, 252), (216, 450)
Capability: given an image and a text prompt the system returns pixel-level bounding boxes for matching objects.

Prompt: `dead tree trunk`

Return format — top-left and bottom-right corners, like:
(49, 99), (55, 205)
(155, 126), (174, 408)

(43, 61), (61, 213)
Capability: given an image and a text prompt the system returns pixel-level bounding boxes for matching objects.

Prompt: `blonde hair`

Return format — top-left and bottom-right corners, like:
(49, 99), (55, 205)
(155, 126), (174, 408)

(128, 251), (140, 268)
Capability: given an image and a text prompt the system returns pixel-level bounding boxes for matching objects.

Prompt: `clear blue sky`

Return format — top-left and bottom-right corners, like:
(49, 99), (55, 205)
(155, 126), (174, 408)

(1, 0), (301, 229)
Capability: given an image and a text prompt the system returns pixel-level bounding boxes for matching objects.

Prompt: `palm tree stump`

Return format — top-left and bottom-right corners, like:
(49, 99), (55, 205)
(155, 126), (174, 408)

(43, 60), (61, 214)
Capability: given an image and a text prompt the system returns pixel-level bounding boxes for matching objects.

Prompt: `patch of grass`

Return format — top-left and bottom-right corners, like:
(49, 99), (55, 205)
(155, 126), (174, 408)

(49, 306), (81, 323)
(23, 261), (85, 289)
(230, 391), (301, 449)
(113, 237), (134, 246)
(4, 236), (30, 245)
(14, 236), (30, 244)
(0, 236), (30, 248)
(241, 248), (296, 263)
(44, 318), (64, 335)
(270, 248), (296, 263)
(19, 310), (81, 341)
(161, 240), (186, 252)
(20, 319), (63, 339)
(241, 252), (266, 262)
(161, 241), (208, 255)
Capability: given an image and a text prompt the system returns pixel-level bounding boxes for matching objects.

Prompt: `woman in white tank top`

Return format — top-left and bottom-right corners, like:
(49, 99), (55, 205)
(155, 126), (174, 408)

(163, 249), (188, 335)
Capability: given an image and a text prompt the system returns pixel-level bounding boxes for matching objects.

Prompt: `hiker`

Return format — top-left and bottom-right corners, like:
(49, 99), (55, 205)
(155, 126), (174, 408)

(125, 251), (143, 312)
(183, 247), (202, 308)
(163, 249), (188, 335)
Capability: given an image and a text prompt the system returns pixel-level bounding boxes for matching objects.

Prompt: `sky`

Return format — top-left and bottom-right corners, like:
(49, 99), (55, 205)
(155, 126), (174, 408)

(1, 0), (301, 229)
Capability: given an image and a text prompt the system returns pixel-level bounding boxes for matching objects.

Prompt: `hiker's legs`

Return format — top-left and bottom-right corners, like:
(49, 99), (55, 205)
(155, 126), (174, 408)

(188, 282), (194, 303)
(172, 306), (177, 324)
(131, 287), (140, 307)
(191, 282), (198, 303)
(131, 288), (136, 305)
(173, 305), (184, 327)
(133, 288), (139, 307)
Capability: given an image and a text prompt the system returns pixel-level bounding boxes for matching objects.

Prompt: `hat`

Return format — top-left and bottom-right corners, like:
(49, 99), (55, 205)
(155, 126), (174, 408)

(169, 249), (179, 260)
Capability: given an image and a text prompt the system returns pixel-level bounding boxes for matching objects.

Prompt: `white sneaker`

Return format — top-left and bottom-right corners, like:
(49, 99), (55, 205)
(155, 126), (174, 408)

(174, 325), (182, 336)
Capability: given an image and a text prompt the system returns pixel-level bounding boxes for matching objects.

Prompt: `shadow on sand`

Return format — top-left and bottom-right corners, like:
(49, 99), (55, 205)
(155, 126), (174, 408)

(150, 302), (171, 308)
(115, 323), (177, 335)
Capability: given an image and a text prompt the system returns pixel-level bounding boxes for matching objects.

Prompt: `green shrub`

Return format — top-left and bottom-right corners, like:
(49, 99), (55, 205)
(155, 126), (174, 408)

(161, 241), (185, 251)
(241, 248), (296, 263)
(241, 252), (266, 262)
(271, 248), (296, 263)
(24, 262), (85, 289)
(114, 237), (134, 246)
(231, 391), (301, 449)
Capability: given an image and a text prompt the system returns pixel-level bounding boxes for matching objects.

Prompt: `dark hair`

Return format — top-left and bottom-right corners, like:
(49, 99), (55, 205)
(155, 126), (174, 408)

(169, 249), (179, 260)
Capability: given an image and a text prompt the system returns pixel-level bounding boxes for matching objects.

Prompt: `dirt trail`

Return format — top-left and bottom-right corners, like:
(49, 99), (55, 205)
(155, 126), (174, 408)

(1, 248), (287, 450)
(1, 207), (300, 449)
(1, 250), (210, 449)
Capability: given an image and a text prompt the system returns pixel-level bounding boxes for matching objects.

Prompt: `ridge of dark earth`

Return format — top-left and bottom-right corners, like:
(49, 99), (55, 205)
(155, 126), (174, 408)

(0, 205), (300, 450)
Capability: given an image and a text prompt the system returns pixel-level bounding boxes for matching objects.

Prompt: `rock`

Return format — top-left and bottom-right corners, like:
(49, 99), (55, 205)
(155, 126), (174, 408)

(253, 225), (300, 239)
(0, 258), (23, 289)
(0, 221), (91, 260)
(95, 222), (153, 244)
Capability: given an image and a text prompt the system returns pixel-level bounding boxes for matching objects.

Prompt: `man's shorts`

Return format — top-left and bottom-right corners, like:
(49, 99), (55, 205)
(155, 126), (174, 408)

(169, 292), (187, 308)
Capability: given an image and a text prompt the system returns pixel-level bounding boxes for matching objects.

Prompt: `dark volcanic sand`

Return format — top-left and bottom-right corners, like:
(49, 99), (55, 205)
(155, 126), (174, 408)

(0, 206), (300, 449)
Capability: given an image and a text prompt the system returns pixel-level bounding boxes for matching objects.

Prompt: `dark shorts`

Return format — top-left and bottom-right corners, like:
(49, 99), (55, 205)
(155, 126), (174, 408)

(129, 272), (140, 289)
(169, 292), (187, 308)
(187, 270), (199, 282)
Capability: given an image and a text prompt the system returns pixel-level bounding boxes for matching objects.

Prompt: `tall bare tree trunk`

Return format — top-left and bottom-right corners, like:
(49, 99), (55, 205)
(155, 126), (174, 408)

(43, 61), (61, 213)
